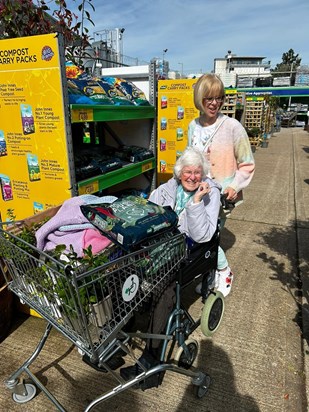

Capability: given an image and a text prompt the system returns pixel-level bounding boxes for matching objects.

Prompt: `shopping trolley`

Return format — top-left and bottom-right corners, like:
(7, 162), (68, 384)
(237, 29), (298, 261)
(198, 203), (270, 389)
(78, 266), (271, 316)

(0, 218), (224, 411)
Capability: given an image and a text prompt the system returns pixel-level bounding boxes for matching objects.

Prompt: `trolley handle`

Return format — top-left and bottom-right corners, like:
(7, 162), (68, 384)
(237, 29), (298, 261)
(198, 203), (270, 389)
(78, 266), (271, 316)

(220, 193), (235, 211)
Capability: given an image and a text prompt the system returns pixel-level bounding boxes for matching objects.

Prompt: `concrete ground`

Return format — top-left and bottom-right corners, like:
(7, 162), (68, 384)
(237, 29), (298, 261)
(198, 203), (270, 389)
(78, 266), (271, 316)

(0, 127), (308, 412)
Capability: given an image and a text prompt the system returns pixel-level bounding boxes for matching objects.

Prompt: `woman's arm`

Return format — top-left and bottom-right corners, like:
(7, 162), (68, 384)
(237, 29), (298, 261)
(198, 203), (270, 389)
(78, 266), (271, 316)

(232, 131), (255, 192)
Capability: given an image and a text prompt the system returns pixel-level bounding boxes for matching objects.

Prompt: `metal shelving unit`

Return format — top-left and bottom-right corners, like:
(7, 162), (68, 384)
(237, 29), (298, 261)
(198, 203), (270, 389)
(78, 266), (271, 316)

(77, 157), (155, 194)
(69, 62), (157, 196)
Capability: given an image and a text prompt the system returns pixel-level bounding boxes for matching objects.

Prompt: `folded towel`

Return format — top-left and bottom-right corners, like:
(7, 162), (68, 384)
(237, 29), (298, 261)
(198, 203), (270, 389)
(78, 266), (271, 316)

(83, 228), (111, 254)
(35, 196), (112, 257)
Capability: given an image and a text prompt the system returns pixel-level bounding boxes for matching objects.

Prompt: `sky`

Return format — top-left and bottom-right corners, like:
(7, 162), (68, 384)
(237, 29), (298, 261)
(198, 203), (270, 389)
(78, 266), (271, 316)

(65, 0), (309, 75)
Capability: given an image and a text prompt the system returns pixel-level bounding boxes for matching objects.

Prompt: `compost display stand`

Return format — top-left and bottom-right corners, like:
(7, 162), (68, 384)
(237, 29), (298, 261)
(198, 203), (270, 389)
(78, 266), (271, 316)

(0, 33), (157, 222)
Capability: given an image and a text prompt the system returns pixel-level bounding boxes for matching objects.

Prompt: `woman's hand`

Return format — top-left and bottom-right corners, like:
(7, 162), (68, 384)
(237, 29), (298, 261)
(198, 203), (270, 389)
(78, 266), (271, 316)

(193, 182), (211, 203)
(224, 187), (238, 201)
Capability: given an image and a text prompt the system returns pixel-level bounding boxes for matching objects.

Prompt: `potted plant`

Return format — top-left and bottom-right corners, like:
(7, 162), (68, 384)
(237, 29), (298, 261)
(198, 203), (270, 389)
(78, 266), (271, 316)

(246, 127), (262, 152)
(51, 244), (113, 329)
(246, 127), (261, 139)
(81, 246), (113, 327)
(0, 211), (115, 332)
(88, 290), (113, 327)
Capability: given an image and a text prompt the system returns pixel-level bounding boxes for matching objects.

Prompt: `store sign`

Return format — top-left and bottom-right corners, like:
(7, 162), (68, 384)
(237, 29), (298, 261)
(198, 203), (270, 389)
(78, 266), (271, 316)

(0, 33), (71, 221)
(240, 87), (309, 97)
(157, 79), (199, 184)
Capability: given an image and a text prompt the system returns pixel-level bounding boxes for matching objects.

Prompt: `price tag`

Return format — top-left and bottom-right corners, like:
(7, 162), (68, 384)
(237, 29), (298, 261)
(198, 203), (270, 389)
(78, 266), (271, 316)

(142, 162), (152, 172)
(79, 181), (99, 195)
(71, 108), (94, 123)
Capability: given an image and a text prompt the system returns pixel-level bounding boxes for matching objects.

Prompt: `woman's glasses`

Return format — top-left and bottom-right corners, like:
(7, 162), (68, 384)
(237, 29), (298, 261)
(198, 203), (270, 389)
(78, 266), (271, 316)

(203, 96), (224, 103)
(182, 169), (202, 178)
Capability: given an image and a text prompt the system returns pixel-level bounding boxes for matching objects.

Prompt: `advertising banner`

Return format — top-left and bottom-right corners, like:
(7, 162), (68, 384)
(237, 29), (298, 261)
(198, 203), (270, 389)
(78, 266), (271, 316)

(0, 33), (71, 221)
(157, 79), (199, 185)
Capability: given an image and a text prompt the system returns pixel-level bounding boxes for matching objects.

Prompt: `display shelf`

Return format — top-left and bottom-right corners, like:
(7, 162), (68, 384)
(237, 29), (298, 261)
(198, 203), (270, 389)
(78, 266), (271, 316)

(70, 61), (157, 196)
(244, 99), (265, 134)
(77, 157), (155, 194)
(222, 91), (246, 124)
(70, 104), (155, 123)
(70, 104), (156, 195)
(281, 112), (297, 127)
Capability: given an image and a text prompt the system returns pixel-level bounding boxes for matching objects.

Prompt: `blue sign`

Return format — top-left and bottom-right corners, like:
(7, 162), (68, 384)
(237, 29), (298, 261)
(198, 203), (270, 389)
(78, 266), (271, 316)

(237, 87), (309, 97)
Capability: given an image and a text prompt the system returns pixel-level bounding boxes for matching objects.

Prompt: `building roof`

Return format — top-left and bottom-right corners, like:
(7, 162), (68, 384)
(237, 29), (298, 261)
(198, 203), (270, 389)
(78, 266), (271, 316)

(215, 56), (267, 61)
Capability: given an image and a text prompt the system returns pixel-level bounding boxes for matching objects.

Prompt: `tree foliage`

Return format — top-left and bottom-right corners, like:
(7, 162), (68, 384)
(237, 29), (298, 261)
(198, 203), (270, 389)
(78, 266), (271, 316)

(0, 0), (95, 64)
(281, 49), (301, 66)
(271, 48), (302, 85)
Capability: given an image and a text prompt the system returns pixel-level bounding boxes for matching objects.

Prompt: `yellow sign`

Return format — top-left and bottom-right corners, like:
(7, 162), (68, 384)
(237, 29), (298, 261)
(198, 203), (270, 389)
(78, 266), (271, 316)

(246, 97), (265, 101)
(226, 89), (237, 94)
(157, 79), (199, 184)
(0, 33), (71, 221)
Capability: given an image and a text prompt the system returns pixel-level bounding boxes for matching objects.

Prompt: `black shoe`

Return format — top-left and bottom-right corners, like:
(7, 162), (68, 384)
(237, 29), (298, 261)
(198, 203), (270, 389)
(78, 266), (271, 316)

(120, 352), (165, 390)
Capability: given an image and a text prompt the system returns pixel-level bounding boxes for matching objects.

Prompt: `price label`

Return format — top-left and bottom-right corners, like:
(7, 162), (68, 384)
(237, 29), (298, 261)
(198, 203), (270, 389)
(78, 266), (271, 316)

(79, 181), (99, 195)
(71, 108), (94, 123)
(142, 162), (152, 172)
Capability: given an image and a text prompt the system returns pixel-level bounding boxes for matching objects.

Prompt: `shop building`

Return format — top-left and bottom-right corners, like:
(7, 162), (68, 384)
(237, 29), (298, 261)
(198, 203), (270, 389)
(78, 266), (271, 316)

(214, 51), (272, 88)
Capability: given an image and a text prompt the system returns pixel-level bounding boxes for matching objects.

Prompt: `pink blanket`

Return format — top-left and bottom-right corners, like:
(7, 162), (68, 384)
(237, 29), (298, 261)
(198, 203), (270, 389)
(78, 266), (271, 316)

(35, 197), (111, 257)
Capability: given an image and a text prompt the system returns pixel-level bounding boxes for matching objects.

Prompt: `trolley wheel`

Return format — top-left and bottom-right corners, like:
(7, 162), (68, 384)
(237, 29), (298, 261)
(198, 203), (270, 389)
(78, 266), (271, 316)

(200, 291), (224, 337)
(12, 383), (36, 404)
(195, 373), (211, 398)
(174, 339), (198, 369)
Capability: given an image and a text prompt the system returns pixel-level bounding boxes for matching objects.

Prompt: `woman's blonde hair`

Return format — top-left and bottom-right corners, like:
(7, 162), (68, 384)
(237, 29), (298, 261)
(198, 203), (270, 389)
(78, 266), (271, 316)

(194, 74), (225, 113)
(173, 147), (208, 180)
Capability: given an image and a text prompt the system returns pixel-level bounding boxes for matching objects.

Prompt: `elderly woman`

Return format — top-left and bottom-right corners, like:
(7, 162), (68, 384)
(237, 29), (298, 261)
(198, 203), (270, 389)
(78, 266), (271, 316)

(149, 146), (221, 243)
(120, 147), (221, 388)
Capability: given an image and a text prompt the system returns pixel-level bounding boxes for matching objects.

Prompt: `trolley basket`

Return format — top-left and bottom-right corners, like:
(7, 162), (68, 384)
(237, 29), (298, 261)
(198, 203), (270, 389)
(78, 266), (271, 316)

(0, 221), (186, 363)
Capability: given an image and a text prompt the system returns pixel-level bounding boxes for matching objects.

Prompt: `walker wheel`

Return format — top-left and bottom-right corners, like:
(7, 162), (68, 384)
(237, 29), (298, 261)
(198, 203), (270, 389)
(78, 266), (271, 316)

(12, 383), (36, 404)
(195, 373), (211, 398)
(200, 291), (224, 337)
(174, 339), (198, 369)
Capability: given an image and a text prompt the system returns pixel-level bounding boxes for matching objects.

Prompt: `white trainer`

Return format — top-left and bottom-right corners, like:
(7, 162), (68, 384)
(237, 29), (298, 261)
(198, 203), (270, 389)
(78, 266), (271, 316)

(216, 268), (234, 297)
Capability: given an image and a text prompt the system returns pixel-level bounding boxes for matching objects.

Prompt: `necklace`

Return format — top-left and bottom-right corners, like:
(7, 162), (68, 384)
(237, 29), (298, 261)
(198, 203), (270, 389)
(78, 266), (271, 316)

(198, 115), (227, 151)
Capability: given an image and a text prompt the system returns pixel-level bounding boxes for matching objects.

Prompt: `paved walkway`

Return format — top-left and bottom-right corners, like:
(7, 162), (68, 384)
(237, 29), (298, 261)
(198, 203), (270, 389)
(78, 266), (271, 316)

(0, 127), (308, 411)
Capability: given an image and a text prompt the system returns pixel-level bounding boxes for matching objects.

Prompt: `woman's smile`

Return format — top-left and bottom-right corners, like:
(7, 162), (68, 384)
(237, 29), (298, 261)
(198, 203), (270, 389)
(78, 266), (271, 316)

(180, 166), (202, 192)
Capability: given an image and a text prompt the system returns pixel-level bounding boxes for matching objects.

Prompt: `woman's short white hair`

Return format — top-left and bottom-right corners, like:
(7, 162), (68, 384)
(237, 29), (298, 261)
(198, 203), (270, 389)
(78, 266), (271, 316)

(173, 147), (209, 180)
